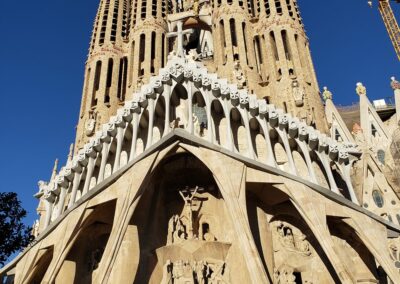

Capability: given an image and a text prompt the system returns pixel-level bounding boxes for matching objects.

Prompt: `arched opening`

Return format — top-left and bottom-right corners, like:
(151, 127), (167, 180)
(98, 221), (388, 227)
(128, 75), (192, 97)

(192, 91), (207, 137)
(129, 152), (240, 283)
(271, 129), (289, 172)
(137, 109), (149, 155)
(310, 152), (329, 188)
(331, 162), (351, 200)
(211, 99), (226, 146)
(105, 138), (118, 178)
(25, 246), (54, 284)
(120, 122), (134, 167)
(327, 217), (380, 282)
(250, 118), (267, 162)
(290, 139), (309, 180)
(230, 108), (247, 155)
(56, 201), (116, 284)
(153, 96), (166, 143)
(246, 184), (341, 283)
(170, 84), (189, 129)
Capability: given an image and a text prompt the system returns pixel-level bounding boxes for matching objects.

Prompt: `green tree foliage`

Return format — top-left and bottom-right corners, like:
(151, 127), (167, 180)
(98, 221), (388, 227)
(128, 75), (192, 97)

(0, 192), (33, 266)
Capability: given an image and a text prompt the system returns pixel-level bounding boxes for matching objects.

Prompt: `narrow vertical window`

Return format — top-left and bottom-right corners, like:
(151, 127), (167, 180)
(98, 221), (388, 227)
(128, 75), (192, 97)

(105, 58), (113, 104)
(92, 61), (102, 107)
(161, 33), (166, 67)
(100, 0), (110, 45)
(275, 0), (282, 15)
(286, 0), (295, 20)
(129, 40), (135, 86)
(247, 0), (255, 16)
(81, 68), (91, 117)
(117, 57), (127, 101)
(110, 0), (119, 42)
(230, 19), (237, 47)
(122, 0), (129, 38)
(270, 31), (279, 61)
(122, 57), (128, 101)
(117, 59), (123, 101)
(141, 0), (147, 19)
(162, 0), (167, 17)
(139, 34), (146, 76)
(132, 0), (137, 27)
(151, 32), (156, 73)
(281, 30), (291, 60)
(254, 35), (263, 74)
(152, 0), (157, 17)
(265, 0), (271, 17)
(220, 20), (226, 64)
(242, 22), (249, 65)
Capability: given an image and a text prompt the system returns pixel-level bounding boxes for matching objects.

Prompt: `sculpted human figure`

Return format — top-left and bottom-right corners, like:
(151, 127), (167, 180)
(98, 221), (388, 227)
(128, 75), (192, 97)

(322, 86), (333, 102)
(161, 260), (173, 284)
(233, 61), (246, 89)
(179, 186), (199, 239)
(292, 80), (305, 107)
(85, 110), (98, 137)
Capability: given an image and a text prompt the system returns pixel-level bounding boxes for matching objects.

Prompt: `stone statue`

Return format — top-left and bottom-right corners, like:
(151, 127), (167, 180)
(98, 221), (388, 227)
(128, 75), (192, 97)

(292, 80), (304, 107)
(32, 220), (40, 238)
(168, 214), (187, 244)
(173, 98), (189, 129)
(391, 77), (400, 91)
(233, 61), (246, 89)
(356, 82), (367, 96)
(322, 86), (333, 102)
(161, 260), (173, 284)
(274, 266), (296, 284)
(85, 110), (98, 137)
(179, 186), (199, 239)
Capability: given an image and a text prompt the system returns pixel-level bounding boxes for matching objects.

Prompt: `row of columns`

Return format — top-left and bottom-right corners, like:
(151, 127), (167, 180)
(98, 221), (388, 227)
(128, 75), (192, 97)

(48, 80), (359, 230)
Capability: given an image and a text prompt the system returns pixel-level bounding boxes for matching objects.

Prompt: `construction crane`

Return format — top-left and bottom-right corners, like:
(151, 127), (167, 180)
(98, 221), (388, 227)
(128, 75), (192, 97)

(368, 0), (400, 61)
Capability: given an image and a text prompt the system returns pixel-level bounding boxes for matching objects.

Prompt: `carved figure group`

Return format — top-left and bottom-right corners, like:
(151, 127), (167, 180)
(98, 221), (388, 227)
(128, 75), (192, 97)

(161, 259), (229, 284)
(275, 221), (311, 256)
(274, 266), (297, 284)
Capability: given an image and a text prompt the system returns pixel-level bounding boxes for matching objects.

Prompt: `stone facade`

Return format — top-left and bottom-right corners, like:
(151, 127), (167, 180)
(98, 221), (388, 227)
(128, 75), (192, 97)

(1, 0), (400, 284)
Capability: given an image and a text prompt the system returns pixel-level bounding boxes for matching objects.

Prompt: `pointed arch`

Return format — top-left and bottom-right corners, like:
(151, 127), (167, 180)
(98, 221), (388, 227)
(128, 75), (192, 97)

(231, 108), (247, 155)
(249, 118), (267, 162)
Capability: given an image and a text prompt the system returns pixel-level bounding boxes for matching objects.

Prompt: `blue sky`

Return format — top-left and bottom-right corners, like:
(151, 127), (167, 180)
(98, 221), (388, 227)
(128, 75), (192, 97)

(0, 0), (398, 239)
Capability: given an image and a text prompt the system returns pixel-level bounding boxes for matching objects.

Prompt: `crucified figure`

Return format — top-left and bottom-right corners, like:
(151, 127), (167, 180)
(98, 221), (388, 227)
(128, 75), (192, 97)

(179, 186), (200, 239)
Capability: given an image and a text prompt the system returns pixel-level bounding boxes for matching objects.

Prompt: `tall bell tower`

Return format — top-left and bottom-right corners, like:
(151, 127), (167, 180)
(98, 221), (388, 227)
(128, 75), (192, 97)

(76, 0), (132, 150)
(75, 0), (327, 151)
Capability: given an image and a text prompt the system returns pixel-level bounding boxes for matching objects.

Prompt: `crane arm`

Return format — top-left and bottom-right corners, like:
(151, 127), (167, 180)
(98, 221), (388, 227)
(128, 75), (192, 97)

(379, 0), (400, 60)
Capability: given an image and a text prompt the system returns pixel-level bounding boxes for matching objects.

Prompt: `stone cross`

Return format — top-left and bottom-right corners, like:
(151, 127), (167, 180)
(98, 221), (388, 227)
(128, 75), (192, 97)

(167, 20), (194, 58)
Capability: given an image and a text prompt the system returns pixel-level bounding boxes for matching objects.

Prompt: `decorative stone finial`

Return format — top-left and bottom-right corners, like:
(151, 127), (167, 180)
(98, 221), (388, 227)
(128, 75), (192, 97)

(356, 82), (367, 96)
(50, 159), (59, 181)
(322, 86), (333, 102)
(391, 77), (400, 90)
(67, 144), (74, 164)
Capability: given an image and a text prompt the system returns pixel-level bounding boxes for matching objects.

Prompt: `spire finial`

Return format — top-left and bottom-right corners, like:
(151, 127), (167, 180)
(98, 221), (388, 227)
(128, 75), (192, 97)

(356, 82), (367, 96)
